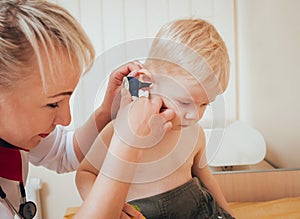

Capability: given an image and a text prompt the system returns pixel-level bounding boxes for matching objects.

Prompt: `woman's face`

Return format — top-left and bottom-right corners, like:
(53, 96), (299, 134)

(0, 50), (81, 150)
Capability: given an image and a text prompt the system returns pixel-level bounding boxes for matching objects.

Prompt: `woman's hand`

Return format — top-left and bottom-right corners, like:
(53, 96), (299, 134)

(75, 88), (169, 219)
(113, 88), (174, 149)
(74, 62), (142, 164)
(121, 203), (145, 219)
(100, 88), (174, 182)
(101, 62), (143, 119)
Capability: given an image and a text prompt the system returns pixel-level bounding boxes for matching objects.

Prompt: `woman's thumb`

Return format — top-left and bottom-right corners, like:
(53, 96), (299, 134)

(120, 88), (132, 107)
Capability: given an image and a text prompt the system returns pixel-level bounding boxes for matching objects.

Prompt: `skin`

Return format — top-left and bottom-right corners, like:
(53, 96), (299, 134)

(77, 70), (234, 216)
(75, 89), (174, 219)
(73, 64), (144, 162)
(0, 48), (175, 218)
(0, 50), (80, 150)
(151, 73), (209, 129)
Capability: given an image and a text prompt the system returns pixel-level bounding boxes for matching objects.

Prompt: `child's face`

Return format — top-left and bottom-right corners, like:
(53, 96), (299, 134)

(151, 73), (210, 130)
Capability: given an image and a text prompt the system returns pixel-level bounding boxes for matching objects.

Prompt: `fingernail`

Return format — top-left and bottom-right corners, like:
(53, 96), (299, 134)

(129, 70), (137, 76)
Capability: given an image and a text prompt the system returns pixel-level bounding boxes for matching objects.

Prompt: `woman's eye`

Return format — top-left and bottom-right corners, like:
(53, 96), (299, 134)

(47, 102), (59, 108)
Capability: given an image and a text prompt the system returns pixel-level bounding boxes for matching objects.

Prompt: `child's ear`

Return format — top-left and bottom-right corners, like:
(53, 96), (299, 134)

(137, 69), (153, 83)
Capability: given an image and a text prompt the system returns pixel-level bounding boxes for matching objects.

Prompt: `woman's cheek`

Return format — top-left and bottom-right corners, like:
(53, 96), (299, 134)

(39, 110), (56, 127)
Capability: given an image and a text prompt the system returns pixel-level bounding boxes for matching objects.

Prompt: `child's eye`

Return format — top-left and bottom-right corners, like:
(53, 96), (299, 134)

(180, 101), (191, 106)
(47, 102), (59, 108)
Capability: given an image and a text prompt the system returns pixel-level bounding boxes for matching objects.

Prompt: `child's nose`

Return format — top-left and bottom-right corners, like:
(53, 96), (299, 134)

(184, 111), (198, 120)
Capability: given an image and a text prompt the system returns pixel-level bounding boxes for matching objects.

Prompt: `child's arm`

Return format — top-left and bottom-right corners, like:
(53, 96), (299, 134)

(192, 128), (234, 216)
(75, 121), (114, 200)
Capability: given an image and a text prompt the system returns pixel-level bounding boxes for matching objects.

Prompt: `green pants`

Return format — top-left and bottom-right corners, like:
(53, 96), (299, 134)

(129, 177), (234, 219)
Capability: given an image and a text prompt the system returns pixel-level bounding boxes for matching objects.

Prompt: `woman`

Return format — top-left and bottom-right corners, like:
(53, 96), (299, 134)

(0, 0), (174, 218)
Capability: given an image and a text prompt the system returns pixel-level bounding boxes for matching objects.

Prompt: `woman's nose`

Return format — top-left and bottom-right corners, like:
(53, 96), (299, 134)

(53, 103), (72, 126)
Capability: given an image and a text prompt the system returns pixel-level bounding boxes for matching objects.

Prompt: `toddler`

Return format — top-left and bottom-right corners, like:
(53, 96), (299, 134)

(76, 18), (234, 219)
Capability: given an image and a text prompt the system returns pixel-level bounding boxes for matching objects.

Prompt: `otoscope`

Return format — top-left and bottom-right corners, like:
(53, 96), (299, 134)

(123, 76), (152, 99)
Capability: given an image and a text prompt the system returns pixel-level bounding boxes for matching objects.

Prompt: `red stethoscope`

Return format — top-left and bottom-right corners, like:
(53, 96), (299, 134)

(0, 182), (37, 219)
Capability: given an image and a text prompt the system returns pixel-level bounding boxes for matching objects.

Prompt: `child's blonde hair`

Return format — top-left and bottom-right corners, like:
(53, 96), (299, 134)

(0, 0), (95, 88)
(145, 19), (230, 94)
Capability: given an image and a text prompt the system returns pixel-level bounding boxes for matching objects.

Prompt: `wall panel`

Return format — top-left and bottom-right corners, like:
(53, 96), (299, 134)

(57, 0), (237, 126)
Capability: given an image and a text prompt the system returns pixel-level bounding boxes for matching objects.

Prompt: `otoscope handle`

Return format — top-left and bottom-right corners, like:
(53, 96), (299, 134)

(126, 76), (152, 97)
(127, 77), (139, 97)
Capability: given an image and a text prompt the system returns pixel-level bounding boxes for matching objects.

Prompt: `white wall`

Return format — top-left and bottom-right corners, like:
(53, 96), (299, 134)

(236, 0), (300, 168)
(28, 0), (300, 218)
(70, 0), (237, 127)
(28, 164), (81, 219)
(29, 1), (236, 219)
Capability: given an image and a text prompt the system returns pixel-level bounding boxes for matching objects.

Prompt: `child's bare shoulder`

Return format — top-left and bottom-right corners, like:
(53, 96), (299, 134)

(187, 123), (206, 152)
(188, 123), (205, 140)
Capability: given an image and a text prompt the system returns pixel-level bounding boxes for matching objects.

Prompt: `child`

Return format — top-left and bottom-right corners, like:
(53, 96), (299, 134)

(76, 19), (234, 218)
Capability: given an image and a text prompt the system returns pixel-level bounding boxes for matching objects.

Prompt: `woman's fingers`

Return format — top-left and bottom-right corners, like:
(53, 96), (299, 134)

(149, 97), (174, 131)
(113, 62), (143, 82)
(159, 108), (175, 129)
(121, 203), (145, 219)
(148, 96), (163, 113)
(115, 91), (175, 148)
(158, 111), (174, 132)
(119, 88), (133, 108)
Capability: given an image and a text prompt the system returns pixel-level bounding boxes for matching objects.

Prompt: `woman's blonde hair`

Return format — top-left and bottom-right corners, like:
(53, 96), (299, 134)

(0, 0), (95, 88)
(146, 19), (230, 93)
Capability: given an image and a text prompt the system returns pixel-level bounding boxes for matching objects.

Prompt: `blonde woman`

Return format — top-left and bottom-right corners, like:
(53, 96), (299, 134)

(0, 0), (174, 218)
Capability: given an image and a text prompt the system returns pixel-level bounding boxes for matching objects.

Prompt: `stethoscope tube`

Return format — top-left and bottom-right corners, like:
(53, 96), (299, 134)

(0, 183), (37, 219)
(0, 185), (22, 217)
